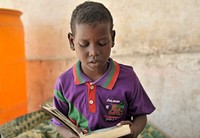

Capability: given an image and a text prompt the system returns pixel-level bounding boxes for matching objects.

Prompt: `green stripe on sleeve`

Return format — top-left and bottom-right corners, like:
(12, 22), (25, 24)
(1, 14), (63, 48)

(68, 103), (90, 132)
(54, 89), (91, 132)
(54, 90), (68, 103)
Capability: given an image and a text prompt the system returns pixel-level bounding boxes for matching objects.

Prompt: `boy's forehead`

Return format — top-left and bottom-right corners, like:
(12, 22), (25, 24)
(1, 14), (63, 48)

(73, 22), (112, 34)
(73, 22), (112, 40)
(77, 22), (106, 28)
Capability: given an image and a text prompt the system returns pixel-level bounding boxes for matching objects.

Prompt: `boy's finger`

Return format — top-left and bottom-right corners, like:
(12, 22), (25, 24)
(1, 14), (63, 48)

(81, 129), (88, 134)
(118, 120), (132, 125)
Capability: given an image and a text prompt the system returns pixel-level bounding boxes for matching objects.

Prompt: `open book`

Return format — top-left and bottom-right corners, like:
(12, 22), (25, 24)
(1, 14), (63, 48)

(40, 104), (131, 138)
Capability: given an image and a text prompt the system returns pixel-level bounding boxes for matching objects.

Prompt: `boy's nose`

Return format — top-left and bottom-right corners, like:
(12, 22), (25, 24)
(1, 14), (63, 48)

(89, 45), (100, 56)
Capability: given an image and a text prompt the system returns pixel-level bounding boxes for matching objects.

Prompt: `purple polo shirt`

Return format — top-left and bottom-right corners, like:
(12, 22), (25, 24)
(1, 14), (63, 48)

(52, 58), (155, 132)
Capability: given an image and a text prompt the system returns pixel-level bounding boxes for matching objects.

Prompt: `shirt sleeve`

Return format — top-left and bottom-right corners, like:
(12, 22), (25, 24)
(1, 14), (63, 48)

(127, 69), (155, 116)
(51, 78), (69, 126)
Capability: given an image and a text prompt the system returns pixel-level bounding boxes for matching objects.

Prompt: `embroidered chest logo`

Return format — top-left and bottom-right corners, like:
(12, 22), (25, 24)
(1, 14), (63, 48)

(104, 98), (125, 121)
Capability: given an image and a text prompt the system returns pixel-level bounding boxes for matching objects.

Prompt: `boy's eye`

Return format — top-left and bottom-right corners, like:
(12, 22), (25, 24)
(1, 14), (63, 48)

(79, 42), (89, 47)
(98, 40), (109, 46)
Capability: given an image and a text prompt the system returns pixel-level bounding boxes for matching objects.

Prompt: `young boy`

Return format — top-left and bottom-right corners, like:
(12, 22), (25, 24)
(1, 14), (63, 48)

(52, 1), (155, 138)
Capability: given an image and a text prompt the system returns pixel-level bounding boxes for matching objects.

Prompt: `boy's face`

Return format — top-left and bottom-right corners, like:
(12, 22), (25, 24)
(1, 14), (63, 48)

(68, 22), (115, 76)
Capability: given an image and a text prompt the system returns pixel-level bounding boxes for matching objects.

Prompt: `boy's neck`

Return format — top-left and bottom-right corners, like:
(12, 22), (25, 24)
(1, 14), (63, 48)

(81, 62), (109, 82)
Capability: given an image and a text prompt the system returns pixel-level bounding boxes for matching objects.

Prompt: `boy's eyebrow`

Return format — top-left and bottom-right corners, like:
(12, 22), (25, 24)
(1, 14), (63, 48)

(77, 32), (110, 39)
(98, 37), (110, 41)
(79, 37), (110, 41)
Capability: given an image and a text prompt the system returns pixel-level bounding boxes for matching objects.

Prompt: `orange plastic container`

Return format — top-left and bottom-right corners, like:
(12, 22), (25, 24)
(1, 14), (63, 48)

(0, 8), (27, 125)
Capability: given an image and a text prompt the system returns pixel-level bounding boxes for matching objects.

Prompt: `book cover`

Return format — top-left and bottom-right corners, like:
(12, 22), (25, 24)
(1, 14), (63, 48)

(40, 104), (131, 138)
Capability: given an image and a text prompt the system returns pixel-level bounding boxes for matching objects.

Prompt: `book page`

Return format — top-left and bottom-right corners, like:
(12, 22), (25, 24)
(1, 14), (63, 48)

(82, 125), (131, 138)
(40, 104), (84, 137)
(40, 104), (131, 138)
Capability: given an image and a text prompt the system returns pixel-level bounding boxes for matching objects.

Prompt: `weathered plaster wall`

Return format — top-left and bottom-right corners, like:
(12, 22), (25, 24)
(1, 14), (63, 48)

(1, 0), (200, 138)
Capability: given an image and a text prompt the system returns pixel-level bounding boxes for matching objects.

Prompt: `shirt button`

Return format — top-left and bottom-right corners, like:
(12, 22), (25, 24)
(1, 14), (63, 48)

(89, 100), (94, 104)
(90, 85), (94, 90)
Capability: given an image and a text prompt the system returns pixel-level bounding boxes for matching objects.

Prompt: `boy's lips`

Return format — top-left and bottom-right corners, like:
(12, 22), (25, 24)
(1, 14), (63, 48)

(89, 59), (101, 66)
(89, 58), (101, 63)
(90, 60), (99, 63)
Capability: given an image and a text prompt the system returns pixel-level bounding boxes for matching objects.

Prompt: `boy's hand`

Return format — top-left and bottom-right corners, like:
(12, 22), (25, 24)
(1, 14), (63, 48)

(81, 128), (88, 134)
(118, 115), (147, 138)
(117, 121), (136, 137)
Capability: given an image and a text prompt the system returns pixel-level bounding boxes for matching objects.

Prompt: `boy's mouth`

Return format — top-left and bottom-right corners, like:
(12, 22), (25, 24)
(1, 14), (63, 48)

(89, 57), (100, 63)
(90, 60), (98, 63)
(91, 61), (99, 64)
(89, 60), (101, 66)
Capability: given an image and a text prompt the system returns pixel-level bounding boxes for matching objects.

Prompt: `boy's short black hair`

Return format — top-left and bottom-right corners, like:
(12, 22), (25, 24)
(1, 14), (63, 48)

(70, 1), (113, 34)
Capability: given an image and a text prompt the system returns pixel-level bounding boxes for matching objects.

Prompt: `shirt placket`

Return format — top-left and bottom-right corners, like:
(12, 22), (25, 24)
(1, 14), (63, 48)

(86, 82), (96, 113)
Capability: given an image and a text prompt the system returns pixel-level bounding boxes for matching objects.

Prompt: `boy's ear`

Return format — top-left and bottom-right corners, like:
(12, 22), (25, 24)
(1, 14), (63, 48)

(68, 33), (75, 50)
(111, 30), (116, 47)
